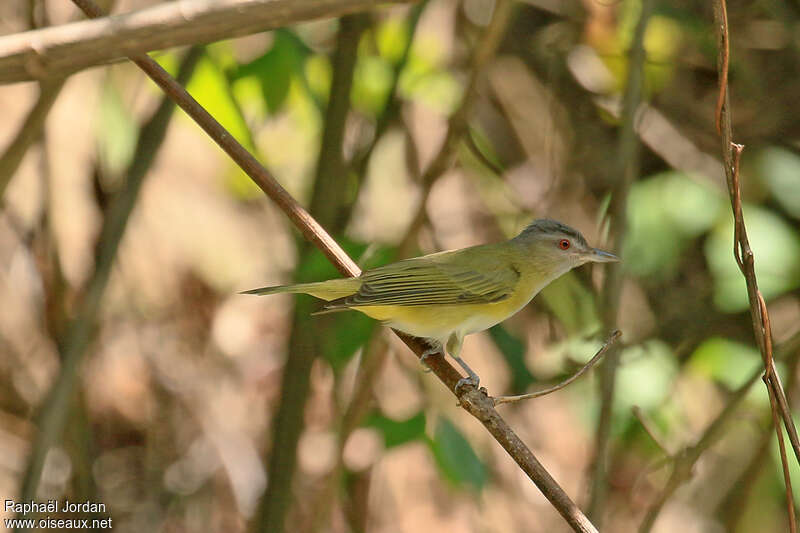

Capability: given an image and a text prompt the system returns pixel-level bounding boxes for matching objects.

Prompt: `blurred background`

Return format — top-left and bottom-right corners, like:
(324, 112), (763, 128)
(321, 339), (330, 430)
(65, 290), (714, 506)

(1, 0), (800, 531)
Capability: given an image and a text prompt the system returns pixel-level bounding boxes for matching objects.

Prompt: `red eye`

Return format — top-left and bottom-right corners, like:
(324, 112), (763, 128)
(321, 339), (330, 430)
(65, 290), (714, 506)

(558, 239), (571, 250)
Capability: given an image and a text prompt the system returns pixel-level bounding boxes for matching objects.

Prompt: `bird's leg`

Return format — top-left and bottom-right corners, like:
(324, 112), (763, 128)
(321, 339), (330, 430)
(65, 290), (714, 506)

(420, 339), (443, 373)
(447, 333), (480, 393)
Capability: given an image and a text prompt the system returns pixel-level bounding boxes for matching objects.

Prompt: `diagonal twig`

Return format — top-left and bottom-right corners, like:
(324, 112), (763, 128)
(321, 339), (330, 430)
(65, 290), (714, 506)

(493, 330), (621, 406)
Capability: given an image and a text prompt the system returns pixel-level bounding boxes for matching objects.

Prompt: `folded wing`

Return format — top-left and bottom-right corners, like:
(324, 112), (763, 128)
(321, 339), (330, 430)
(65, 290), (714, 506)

(326, 253), (520, 309)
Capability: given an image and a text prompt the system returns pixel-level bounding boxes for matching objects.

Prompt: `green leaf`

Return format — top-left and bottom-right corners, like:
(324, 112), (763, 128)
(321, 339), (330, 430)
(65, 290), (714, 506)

(186, 54), (252, 151)
(428, 416), (487, 490)
(705, 205), (800, 311)
(756, 146), (800, 219)
(365, 411), (426, 449)
(624, 172), (722, 279)
(351, 54), (394, 116)
(488, 325), (535, 394)
(231, 30), (308, 113)
(96, 80), (138, 179)
(614, 340), (678, 414)
(687, 337), (761, 389)
(320, 312), (376, 371)
(538, 273), (600, 335)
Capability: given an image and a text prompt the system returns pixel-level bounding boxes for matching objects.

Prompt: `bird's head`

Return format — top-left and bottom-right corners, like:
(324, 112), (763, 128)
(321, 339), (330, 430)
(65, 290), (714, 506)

(513, 218), (619, 280)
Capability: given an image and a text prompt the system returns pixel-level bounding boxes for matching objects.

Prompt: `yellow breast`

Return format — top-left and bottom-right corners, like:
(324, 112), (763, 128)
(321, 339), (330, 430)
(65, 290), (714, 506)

(353, 272), (542, 342)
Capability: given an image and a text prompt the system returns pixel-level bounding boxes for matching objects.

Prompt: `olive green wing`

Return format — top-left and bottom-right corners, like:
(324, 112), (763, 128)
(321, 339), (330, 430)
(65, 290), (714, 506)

(330, 252), (520, 308)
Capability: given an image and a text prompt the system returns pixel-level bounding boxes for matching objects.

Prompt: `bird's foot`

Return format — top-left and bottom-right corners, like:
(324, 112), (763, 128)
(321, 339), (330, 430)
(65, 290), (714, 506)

(453, 355), (481, 395)
(454, 374), (480, 395)
(420, 344), (443, 373)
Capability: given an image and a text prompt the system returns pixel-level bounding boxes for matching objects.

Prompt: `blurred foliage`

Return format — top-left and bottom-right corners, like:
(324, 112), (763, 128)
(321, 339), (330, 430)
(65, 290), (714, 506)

(2, 0), (800, 532)
(428, 416), (487, 491)
(366, 410), (426, 449)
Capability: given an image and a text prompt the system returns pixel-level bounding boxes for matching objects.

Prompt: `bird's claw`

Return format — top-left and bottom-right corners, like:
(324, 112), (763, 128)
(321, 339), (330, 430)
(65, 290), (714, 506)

(454, 374), (480, 395)
(420, 347), (442, 373)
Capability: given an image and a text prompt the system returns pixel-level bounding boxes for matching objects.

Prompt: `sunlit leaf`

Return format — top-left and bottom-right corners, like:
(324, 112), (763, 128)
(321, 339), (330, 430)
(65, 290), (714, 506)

(376, 17), (410, 63)
(429, 416), (487, 490)
(186, 55), (252, 150)
(365, 411), (426, 449)
(614, 340), (677, 413)
(687, 337), (761, 389)
(625, 172), (722, 279)
(96, 80), (138, 179)
(756, 146), (800, 219)
(705, 205), (800, 311)
(231, 30), (308, 113)
(352, 55), (394, 116)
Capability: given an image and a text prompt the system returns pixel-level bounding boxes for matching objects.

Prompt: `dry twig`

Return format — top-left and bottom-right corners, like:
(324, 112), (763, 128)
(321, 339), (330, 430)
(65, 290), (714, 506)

(712, 0), (798, 529)
(0, 0), (415, 84)
(493, 330), (621, 406)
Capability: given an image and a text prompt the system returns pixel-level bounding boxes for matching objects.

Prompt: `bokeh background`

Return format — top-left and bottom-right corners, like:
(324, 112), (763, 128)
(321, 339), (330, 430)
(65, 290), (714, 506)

(1, 0), (800, 531)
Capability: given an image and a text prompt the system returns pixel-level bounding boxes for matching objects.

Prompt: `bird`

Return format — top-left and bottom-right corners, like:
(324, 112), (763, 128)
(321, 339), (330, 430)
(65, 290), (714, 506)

(242, 219), (618, 391)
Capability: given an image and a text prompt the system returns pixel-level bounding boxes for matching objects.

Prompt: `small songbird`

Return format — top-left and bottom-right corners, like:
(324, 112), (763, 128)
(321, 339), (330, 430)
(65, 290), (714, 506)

(243, 219), (618, 390)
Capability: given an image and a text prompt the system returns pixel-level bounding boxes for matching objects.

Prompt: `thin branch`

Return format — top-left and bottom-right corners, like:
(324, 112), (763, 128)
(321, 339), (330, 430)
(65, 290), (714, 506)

(15, 46), (203, 527)
(713, 0), (798, 529)
(493, 330), (621, 406)
(638, 329), (800, 532)
(631, 406), (674, 458)
(0, 0), (416, 85)
(587, 0), (654, 522)
(0, 80), (64, 200)
(52, 2), (599, 531)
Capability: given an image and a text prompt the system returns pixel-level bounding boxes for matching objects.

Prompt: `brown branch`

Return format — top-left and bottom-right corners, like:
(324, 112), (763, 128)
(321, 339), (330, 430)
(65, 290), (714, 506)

(587, 0), (654, 522)
(712, 0), (798, 529)
(51, 1), (599, 531)
(0, 80), (64, 200)
(493, 330), (621, 406)
(0, 0), (416, 85)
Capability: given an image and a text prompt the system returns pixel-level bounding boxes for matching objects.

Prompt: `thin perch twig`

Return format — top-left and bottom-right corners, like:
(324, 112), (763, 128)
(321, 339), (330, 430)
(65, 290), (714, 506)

(712, 0), (798, 529)
(29, 1), (600, 531)
(493, 330), (621, 406)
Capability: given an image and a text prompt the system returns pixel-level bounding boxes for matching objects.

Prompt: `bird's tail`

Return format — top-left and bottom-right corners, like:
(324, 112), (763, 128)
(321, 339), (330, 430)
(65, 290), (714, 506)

(240, 278), (360, 302)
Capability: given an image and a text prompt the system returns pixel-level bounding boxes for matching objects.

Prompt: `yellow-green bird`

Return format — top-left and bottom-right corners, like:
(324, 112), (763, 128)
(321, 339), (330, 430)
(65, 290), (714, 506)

(243, 219), (618, 390)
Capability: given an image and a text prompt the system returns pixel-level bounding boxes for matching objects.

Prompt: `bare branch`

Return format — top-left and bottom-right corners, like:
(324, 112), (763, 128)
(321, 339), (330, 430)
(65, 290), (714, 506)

(0, 0), (415, 85)
(0, 81), (63, 199)
(712, 0), (798, 529)
(493, 330), (621, 406)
